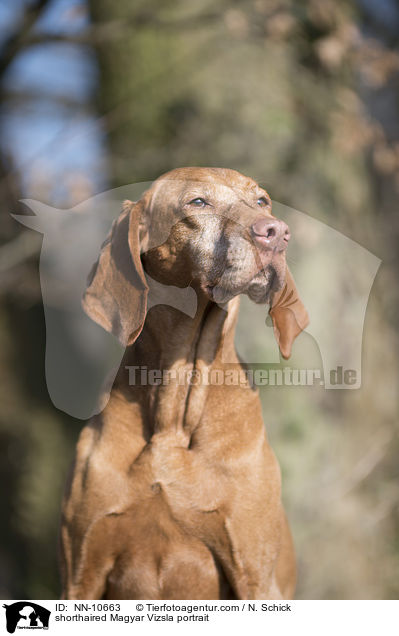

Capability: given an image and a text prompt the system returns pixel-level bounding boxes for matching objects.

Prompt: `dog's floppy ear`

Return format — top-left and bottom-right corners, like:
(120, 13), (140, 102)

(82, 199), (149, 346)
(269, 267), (309, 360)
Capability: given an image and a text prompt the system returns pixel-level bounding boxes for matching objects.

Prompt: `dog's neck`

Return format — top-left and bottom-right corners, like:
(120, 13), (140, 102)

(119, 293), (241, 439)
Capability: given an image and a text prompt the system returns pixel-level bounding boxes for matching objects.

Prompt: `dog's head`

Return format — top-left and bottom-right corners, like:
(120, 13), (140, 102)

(83, 167), (309, 358)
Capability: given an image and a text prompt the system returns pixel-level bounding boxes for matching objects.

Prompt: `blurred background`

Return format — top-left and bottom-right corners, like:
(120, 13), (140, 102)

(0, 0), (398, 599)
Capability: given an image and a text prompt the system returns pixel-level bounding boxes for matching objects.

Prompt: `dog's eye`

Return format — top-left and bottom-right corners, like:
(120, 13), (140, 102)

(189, 198), (208, 207)
(257, 197), (270, 207)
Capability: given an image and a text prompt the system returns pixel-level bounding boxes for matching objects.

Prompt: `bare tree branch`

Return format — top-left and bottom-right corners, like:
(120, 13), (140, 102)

(0, 0), (51, 77)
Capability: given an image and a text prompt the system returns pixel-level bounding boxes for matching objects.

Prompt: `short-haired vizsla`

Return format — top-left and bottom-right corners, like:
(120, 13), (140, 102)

(60, 167), (309, 600)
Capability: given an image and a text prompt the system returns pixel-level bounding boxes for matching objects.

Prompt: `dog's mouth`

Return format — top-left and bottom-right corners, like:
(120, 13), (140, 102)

(245, 264), (282, 304)
(201, 230), (289, 306)
(205, 256), (286, 306)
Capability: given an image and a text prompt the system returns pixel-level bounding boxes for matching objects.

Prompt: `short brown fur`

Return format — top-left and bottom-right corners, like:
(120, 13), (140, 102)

(60, 167), (308, 600)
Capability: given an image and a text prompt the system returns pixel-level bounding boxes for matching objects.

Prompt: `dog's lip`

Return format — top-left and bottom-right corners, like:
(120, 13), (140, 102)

(204, 283), (215, 298)
(251, 266), (276, 290)
(203, 246), (287, 303)
(205, 267), (276, 304)
(204, 283), (221, 302)
(205, 284), (230, 304)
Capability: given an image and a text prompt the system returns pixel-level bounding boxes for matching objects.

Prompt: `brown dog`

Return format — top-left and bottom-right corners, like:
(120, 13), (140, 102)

(60, 167), (309, 600)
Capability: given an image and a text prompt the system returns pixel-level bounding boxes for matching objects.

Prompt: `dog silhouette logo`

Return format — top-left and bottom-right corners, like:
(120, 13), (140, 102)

(2, 602), (50, 633)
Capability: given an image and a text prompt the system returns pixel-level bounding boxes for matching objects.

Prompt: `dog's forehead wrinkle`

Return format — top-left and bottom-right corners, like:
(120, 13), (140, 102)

(153, 173), (259, 201)
(179, 181), (237, 205)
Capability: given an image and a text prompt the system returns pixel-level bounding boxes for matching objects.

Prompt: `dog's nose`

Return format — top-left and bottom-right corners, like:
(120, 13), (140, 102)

(251, 217), (290, 250)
